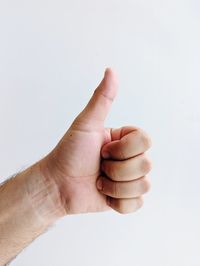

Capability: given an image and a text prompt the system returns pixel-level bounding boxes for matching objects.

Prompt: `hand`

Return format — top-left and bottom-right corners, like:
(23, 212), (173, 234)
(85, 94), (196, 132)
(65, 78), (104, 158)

(40, 68), (152, 215)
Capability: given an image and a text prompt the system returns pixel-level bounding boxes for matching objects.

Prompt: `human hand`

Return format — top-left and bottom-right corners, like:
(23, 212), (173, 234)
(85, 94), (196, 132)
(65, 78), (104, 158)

(40, 68), (152, 215)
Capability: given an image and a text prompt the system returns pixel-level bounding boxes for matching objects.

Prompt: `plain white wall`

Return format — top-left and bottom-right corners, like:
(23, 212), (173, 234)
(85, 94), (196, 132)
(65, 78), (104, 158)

(0, 0), (200, 265)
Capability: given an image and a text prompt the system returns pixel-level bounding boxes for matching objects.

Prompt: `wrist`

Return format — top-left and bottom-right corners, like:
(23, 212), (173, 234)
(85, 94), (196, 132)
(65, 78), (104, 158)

(22, 161), (67, 225)
(0, 161), (66, 265)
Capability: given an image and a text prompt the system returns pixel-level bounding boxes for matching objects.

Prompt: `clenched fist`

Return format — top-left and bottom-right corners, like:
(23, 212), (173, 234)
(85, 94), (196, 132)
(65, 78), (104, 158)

(40, 68), (152, 215)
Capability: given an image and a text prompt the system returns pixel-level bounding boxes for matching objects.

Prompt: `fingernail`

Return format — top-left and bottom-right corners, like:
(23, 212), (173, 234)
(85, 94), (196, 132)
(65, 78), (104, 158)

(96, 179), (102, 190)
(102, 151), (110, 159)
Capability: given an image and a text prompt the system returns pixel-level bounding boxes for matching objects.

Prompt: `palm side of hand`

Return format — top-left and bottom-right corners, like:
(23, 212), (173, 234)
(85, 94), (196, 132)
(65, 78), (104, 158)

(41, 69), (117, 214)
(40, 68), (152, 215)
(46, 124), (111, 214)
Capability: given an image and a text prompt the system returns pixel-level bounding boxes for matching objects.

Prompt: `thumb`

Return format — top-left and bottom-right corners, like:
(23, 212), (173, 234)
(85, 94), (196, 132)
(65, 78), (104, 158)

(76, 68), (118, 125)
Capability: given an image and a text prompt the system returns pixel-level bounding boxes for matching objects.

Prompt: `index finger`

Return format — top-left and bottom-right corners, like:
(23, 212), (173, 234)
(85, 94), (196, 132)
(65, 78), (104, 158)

(101, 126), (152, 160)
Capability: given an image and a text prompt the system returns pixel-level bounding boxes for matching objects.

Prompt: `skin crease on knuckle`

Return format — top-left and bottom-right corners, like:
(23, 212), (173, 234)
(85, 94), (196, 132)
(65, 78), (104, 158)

(101, 175), (150, 199)
(101, 154), (152, 183)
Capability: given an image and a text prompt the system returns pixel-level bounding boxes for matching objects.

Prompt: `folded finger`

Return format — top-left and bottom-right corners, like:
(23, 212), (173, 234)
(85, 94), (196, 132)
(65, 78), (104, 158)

(101, 127), (152, 160)
(101, 153), (152, 182)
(107, 196), (144, 214)
(96, 176), (150, 199)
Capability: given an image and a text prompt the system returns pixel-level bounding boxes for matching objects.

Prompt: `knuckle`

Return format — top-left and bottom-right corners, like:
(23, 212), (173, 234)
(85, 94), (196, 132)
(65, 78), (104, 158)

(137, 197), (144, 209)
(137, 128), (152, 150)
(141, 178), (151, 193)
(141, 156), (152, 173)
(142, 134), (152, 150)
(99, 91), (114, 103)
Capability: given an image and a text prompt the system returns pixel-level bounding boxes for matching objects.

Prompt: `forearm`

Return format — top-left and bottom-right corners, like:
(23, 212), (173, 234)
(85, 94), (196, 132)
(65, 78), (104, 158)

(0, 162), (66, 266)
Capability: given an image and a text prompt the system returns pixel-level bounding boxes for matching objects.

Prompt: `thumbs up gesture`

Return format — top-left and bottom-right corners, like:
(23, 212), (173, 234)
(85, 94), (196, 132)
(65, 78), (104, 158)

(40, 68), (152, 215)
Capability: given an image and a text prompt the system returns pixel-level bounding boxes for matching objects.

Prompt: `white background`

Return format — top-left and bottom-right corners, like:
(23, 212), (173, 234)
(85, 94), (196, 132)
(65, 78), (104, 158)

(0, 0), (200, 265)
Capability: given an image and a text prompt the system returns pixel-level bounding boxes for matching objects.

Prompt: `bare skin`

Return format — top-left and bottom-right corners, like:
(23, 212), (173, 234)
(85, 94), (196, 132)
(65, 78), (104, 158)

(0, 68), (152, 265)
